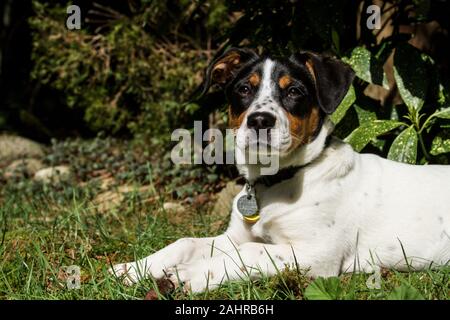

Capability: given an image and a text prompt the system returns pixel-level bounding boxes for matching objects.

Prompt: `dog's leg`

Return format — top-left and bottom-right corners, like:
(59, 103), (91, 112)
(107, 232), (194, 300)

(165, 242), (339, 293)
(109, 234), (238, 285)
(109, 218), (253, 285)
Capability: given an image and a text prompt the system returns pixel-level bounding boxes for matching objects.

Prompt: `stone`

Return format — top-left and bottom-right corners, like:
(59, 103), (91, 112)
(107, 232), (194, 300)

(3, 158), (45, 179)
(34, 165), (71, 183)
(93, 184), (153, 213)
(0, 135), (45, 166)
(210, 181), (243, 232)
(163, 202), (185, 214)
(211, 181), (242, 218)
(94, 190), (124, 213)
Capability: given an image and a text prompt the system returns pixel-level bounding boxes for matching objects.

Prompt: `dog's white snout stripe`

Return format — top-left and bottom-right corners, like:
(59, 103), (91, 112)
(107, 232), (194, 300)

(256, 59), (275, 103)
(249, 59), (278, 118)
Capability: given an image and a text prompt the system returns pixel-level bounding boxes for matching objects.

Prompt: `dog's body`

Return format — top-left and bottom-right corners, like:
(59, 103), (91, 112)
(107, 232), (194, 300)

(111, 49), (450, 292)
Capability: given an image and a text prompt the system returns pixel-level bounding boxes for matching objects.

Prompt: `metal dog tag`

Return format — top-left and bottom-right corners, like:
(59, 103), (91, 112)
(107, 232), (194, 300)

(237, 184), (259, 217)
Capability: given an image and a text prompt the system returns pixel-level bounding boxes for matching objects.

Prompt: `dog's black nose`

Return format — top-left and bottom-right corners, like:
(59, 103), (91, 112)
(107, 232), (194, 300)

(247, 112), (276, 130)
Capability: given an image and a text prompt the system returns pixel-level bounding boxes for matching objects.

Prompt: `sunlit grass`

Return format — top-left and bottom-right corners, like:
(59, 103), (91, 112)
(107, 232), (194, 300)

(1, 177), (448, 300)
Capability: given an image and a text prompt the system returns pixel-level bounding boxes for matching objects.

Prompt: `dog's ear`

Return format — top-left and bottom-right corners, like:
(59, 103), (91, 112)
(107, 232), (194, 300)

(199, 48), (259, 96)
(290, 51), (355, 115)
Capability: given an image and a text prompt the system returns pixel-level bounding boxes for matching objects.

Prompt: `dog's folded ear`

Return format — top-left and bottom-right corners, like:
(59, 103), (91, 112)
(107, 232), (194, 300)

(198, 47), (259, 97)
(290, 51), (355, 115)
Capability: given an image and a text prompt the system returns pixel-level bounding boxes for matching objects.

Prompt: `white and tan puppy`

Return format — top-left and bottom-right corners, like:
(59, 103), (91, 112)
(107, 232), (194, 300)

(111, 48), (450, 292)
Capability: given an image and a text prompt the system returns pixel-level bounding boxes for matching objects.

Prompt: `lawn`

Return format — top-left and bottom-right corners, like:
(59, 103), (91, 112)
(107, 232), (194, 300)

(0, 138), (448, 300)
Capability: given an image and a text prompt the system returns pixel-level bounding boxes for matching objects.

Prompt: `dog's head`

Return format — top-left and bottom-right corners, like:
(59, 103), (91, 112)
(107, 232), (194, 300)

(201, 48), (354, 158)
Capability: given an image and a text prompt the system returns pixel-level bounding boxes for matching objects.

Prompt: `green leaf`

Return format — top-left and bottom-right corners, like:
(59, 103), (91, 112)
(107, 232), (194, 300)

(330, 85), (356, 125)
(345, 120), (404, 152)
(393, 43), (428, 112)
(430, 134), (450, 156)
(437, 82), (450, 108)
(387, 126), (418, 164)
(343, 47), (389, 89)
(304, 277), (343, 300)
(354, 104), (377, 125)
(431, 107), (450, 119)
(387, 284), (425, 300)
(331, 28), (340, 53)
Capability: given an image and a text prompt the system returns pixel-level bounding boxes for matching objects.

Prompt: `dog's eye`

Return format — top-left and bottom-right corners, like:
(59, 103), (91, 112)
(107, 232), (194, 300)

(287, 87), (303, 98)
(238, 85), (251, 96)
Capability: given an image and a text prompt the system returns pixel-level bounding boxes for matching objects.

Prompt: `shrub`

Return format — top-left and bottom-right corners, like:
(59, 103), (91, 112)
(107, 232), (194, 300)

(29, 0), (226, 143)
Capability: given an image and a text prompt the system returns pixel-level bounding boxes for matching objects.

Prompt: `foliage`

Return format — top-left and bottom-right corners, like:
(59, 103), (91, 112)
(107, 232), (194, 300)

(304, 277), (344, 300)
(27, 0), (450, 164)
(29, 0), (222, 143)
(3, 136), (221, 200)
(302, 274), (433, 300)
(387, 283), (425, 300)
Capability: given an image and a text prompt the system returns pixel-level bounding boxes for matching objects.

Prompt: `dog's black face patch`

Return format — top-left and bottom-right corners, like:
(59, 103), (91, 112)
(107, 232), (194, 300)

(226, 61), (264, 123)
(266, 60), (316, 118)
(289, 51), (355, 115)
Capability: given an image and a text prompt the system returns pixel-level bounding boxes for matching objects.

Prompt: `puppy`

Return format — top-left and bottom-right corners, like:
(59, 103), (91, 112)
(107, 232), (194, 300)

(111, 48), (450, 293)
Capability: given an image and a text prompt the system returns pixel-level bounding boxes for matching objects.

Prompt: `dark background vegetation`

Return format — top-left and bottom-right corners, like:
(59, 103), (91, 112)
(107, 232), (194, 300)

(1, 0), (450, 163)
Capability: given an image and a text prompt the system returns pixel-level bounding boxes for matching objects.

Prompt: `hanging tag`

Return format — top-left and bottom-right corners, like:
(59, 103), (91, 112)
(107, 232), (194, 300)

(237, 184), (259, 223)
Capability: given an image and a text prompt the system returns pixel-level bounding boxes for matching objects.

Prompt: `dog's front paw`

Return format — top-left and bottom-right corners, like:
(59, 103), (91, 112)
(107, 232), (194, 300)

(109, 262), (145, 286)
(166, 263), (222, 293)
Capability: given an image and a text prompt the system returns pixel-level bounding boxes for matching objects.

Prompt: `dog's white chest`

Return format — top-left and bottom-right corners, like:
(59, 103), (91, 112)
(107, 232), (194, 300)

(251, 221), (301, 244)
(249, 201), (323, 244)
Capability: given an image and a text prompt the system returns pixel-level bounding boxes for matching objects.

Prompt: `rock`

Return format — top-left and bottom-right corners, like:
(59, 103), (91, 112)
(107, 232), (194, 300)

(163, 202), (185, 214)
(210, 181), (243, 232)
(93, 185), (153, 213)
(94, 190), (124, 213)
(0, 135), (45, 166)
(211, 181), (242, 218)
(96, 174), (116, 191)
(34, 165), (71, 183)
(3, 158), (45, 179)
(81, 174), (116, 190)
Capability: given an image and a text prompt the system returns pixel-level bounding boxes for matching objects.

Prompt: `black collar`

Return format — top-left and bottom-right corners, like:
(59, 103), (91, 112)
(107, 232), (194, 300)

(252, 165), (303, 187)
(248, 135), (332, 188)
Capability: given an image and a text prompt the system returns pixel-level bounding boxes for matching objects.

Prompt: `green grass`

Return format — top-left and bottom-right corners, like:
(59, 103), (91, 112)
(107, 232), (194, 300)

(1, 178), (448, 300)
(0, 138), (448, 300)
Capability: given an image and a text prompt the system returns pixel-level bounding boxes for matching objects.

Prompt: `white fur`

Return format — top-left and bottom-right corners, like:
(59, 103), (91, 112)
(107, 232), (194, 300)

(111, 57), (450, 291)
(110, 117), (450, 292)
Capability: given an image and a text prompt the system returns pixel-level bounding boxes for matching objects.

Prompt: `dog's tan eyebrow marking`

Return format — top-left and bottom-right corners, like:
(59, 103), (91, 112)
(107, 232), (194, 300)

(279, 75), (292, 89)
(249, 73), (260, 86)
